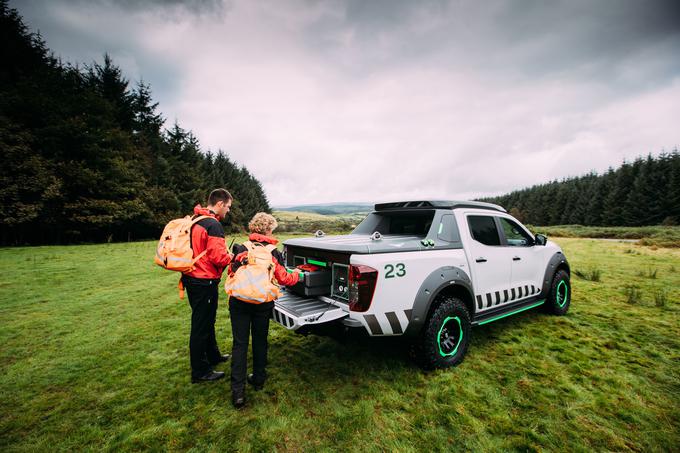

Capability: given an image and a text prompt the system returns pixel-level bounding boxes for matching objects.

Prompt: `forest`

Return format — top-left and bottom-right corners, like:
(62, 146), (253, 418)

(0, 2), (270, 245)
(481, 152), (680, 227)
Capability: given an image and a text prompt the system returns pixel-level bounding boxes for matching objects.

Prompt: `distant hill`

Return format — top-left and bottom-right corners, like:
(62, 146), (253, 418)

(274, 203), (373, 215)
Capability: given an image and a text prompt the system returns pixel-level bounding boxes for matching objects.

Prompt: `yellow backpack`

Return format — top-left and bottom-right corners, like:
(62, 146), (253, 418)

(225, 241), (282, 303)
(154, 215), (210, 273)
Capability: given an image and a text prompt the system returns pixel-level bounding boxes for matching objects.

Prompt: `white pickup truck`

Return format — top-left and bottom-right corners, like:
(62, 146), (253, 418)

(275, 200), (571, 369)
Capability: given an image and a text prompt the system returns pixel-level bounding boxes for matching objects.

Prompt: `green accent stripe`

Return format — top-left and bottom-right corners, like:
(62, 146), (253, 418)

(307, 259), (327, 267)
(478, 300), (545, 325)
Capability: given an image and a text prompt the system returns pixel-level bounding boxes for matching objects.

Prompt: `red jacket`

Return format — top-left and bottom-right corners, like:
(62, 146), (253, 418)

(185, 205), (232, 280)
(229, 233), (300, 286)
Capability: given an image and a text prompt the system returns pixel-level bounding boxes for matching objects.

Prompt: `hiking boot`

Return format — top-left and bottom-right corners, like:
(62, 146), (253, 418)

(232, 389), (246, 409)
(191, 370), (225, 383)
(212, 354), (230, 364)
(247, 373), (264, 391)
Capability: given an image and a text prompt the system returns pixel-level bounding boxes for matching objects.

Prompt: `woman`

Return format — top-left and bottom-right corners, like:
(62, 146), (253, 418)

(227, 212), (301, 408)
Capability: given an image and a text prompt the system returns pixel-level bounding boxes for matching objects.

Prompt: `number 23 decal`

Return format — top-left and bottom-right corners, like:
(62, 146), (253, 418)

(385, 263), (406, 278)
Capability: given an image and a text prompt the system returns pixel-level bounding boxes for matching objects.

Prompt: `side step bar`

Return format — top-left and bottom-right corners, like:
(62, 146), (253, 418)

(274, 291), (348, 330)
(472, 297), (545, 326)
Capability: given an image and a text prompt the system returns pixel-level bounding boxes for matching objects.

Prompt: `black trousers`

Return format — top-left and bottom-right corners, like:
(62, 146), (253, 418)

(183, 277), (223, 379)
(229, 297), (274, 391)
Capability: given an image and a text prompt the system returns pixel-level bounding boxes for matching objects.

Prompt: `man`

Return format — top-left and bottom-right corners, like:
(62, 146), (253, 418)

(182, 188), (234, 383)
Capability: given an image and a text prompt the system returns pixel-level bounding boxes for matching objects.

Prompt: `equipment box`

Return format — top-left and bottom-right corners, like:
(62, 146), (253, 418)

(289, 269), (332, 297)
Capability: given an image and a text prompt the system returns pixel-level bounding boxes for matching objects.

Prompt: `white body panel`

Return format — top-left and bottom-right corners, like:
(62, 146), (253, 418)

(349, 249), (469, 336)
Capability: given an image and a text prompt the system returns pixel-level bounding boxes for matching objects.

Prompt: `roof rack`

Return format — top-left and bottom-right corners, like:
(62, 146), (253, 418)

(374, 200), (506, 213)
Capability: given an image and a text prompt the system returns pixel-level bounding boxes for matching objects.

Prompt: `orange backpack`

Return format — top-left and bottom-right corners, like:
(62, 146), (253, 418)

(224, 241), (282, 303)
(154, 215), (210, 298)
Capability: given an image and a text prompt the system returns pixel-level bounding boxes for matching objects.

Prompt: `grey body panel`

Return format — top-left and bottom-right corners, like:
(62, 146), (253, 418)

(285, 234), (424, 254)
(538, 252), (570, 298)
(402, 266), (474, 337)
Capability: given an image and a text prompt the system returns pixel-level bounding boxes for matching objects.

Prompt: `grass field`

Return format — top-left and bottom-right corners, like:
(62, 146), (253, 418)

(532, 225), (680, 248)
(1, 236), (679, 452)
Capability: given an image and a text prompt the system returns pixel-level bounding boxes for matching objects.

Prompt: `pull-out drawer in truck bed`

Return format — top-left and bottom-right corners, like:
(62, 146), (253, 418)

(273, 290), (348, 330)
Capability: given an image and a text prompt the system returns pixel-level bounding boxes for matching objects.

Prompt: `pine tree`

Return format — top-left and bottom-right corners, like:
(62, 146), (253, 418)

(666, 150), (680, 224)
(132, 80), (164, 136)
(86, 54), (135, 131)
(624, 155), (662, 226)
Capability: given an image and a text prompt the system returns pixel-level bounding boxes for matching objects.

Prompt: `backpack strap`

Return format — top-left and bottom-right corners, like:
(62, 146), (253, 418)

(187, 215), (212, 265)
(261, 244), (278, 284)
(191, 249), (208, 265)
(190, 215), (211, 225)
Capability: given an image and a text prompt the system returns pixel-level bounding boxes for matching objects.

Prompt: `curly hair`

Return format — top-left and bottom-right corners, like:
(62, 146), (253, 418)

(248, 212), (278, 235)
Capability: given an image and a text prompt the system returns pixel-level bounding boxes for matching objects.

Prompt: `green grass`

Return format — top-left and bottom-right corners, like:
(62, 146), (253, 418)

(1, 237), (679, 451)
(534, 225), (680, 248)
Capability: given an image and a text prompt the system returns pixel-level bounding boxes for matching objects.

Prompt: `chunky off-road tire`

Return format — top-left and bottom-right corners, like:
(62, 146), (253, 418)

(544, 269), (571, 315)
(413, 296), (471, 370)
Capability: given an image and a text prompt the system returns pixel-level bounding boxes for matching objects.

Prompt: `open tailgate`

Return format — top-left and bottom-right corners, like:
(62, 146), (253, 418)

(274, 290), (348, 330)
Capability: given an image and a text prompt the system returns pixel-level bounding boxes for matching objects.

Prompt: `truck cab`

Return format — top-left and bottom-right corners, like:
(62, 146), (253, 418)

(276, 200), (571, 369)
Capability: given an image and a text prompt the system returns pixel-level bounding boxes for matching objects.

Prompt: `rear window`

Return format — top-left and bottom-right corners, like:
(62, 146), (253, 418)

(352, 211), (434, 236)
(468, 215), (500, 246)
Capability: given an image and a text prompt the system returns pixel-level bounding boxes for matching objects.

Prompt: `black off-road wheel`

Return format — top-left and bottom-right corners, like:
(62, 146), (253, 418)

(413, 296), (471, 370)
(544, 269), (571, 315)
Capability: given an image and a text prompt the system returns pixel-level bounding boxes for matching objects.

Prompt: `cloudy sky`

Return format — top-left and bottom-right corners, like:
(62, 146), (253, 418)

(11, 0), (680, 206)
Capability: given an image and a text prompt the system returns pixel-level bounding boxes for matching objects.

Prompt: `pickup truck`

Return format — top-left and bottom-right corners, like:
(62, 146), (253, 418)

(275, 200), (571, 369)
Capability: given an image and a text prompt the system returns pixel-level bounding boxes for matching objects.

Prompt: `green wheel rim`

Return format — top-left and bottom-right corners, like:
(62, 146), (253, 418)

(437, 316), (463, 357)
(556, 280), (568, 308)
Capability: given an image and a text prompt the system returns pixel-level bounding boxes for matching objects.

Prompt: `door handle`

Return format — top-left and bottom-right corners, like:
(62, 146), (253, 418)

(513, 256), (521, 261)
(476, 257), (487, 263)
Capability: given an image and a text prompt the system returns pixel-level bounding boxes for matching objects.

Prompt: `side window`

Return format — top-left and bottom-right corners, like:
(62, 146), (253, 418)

(437, 214), (461, 243)
(467, 216), (501, 246)
(499, 218), (532, 246)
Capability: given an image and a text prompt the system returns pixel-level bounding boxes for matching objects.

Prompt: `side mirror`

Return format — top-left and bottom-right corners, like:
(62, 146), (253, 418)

(534, 234), (547, 246)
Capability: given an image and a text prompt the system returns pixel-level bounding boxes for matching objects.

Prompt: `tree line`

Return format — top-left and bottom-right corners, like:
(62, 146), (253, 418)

(0, 2), (270, 245)
(481, 151), (680, 226)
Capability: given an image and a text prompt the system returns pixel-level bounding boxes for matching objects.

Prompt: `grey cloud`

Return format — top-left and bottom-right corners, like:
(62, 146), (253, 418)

(109, 0), (224, 12)
(301, 0), (680, 90)
(8, 0), (680, 205)
(13, 0), (225, 15)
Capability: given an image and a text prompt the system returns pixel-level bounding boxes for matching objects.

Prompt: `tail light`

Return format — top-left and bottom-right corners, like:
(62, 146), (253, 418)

(348, 264), (378, 312)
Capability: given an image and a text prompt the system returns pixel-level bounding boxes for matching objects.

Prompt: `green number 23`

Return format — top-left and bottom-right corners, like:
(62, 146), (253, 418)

(385, 263), (406, 278)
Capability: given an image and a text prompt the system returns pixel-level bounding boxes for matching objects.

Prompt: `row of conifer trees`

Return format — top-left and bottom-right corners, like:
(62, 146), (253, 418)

(481, 152), (680, 226)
